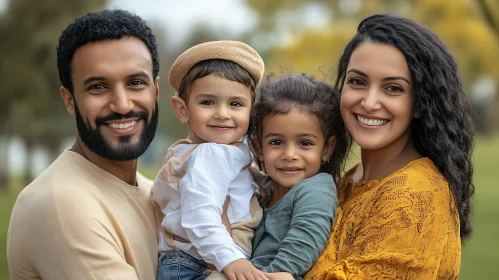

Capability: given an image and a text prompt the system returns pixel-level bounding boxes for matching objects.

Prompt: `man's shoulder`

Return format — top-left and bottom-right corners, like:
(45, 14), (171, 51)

(16, 152), (106, 214)
(136, 172), (153, 189)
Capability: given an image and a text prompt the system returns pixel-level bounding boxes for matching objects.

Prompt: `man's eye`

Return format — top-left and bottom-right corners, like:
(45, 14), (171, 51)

(129, 80), (145, 86)
(89, 84), (106, 91)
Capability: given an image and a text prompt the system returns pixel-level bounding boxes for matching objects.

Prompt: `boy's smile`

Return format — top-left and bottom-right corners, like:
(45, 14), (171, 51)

(183, 74), (252, 145)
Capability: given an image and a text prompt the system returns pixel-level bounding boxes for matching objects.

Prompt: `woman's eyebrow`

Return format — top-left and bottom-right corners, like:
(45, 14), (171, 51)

(346, 69), (368, 77)
(382, 76), (411, 84)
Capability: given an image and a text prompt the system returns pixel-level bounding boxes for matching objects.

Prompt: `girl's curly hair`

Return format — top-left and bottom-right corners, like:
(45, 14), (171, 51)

(249, 74), (350, 183)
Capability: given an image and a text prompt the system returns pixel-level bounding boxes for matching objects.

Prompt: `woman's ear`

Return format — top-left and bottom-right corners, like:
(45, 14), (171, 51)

(171, 96), (189, 123)
(322, 136), (336, 162)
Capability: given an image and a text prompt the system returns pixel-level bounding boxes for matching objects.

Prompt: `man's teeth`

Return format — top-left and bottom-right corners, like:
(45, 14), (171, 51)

(109, 121), (137, 129)
(357, 115), (388, 126)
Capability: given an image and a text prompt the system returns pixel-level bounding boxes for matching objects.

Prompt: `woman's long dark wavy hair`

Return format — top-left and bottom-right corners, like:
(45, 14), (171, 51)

(249, 74), (350, 183)
(335, 14), (474, 241)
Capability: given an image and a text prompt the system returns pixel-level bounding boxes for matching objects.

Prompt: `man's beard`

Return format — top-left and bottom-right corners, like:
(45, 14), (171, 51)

(74, 102), (158, 161)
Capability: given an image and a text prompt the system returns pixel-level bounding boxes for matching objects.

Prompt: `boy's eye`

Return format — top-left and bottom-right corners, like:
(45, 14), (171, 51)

(268, 140), (283, 146)
(231, 102), (243, 107)
(200, 100), (214, 105)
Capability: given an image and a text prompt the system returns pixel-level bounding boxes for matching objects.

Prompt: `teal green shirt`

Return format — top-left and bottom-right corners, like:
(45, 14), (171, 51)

(250, 173), (337, 279)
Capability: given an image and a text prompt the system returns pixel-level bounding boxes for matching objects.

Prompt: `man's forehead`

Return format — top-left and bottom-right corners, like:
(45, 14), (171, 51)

(71, 37), (153, 81)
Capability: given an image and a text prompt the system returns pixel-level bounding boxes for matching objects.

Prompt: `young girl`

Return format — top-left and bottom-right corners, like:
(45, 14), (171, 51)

(248, 74), (349, 279)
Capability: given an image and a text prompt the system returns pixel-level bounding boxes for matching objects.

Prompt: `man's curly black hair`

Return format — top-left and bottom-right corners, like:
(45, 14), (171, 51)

(56, 9), (159, 93)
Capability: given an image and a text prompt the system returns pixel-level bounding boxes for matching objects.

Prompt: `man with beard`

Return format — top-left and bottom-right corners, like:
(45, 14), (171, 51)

(7, 10), (160, 280)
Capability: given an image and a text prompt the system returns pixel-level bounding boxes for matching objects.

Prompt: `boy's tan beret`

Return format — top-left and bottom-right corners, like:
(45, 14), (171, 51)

(169, 40), (265, 93)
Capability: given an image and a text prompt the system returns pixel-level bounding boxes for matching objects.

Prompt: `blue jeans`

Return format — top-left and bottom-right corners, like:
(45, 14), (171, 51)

(157, 251), (209, 280)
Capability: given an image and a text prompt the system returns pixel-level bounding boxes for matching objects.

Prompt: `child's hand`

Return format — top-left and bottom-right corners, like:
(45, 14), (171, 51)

(264, 272), (294, 280)
(258, 186), (272, 203)
(223, 259), (269, 280)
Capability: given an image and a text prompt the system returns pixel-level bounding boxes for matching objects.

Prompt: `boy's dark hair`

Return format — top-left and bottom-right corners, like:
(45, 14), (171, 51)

(178, 59), (256, 103)
(249, 74), (350, 182)
(56, 9), (159, 94)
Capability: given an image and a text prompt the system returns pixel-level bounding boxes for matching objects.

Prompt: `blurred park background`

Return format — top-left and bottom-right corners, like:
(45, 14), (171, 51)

(0, 0), (498, 278)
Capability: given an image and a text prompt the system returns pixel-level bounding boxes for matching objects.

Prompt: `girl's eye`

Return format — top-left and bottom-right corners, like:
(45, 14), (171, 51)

(299, 140), (313, 146)
(346, 78), (366, 87)
(269, 140), (283, 146)
(200, 100), (214, 105)
(231, 102), (243, 107)
(386, 85), (404, 94)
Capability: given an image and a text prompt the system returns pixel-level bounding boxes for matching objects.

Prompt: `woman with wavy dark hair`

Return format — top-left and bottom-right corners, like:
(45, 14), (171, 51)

(297, 14), (474, 280)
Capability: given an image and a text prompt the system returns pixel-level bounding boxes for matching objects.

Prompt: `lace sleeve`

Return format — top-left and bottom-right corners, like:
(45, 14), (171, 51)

(305, 173), (460, 280)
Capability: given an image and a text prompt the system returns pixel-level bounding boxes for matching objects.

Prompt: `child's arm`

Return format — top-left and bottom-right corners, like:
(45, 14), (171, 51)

(222, 196), (232, 237)
(260, 173), (338, 278)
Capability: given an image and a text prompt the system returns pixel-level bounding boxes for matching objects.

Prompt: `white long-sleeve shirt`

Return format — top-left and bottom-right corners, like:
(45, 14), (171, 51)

(151, 140), (259, 271)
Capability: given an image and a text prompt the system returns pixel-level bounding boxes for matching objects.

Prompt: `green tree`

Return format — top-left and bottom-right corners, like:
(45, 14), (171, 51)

(0, 0), (107, 187)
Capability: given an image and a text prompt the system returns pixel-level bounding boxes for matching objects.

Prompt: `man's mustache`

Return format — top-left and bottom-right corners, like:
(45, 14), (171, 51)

(95, 110), (149, 127)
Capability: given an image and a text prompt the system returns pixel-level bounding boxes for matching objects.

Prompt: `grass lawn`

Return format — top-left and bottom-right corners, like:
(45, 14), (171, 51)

(0, 135), (497, 279)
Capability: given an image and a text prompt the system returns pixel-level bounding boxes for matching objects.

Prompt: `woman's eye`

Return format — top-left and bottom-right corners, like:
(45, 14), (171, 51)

(200, 100), (214, 105)
(346, 78), (365, 86)
(231, 102), (243, 107)
(386, 85), (404, 93)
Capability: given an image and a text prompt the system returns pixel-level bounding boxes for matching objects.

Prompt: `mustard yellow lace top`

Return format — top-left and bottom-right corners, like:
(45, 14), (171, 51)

(304, 158), (461, 280)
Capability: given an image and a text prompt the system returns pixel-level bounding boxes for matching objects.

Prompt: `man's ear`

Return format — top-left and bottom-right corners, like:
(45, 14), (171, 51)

(154, 77), (160, 100)
(322, 136), (336, 162)
(61, 86), (76, 116)
(171, 96), (189, 123)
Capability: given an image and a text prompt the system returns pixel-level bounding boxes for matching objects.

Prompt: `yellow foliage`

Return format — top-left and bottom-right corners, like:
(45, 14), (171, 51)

(266, 27), (355, 80)
(262, 0), (499, 86)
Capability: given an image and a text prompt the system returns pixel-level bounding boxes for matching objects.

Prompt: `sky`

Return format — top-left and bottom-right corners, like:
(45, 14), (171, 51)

(108, 0), (258, 46)
(0, 0), (258, 45)
(0, 0), (6, 13)
(0, 0), (330, 48)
